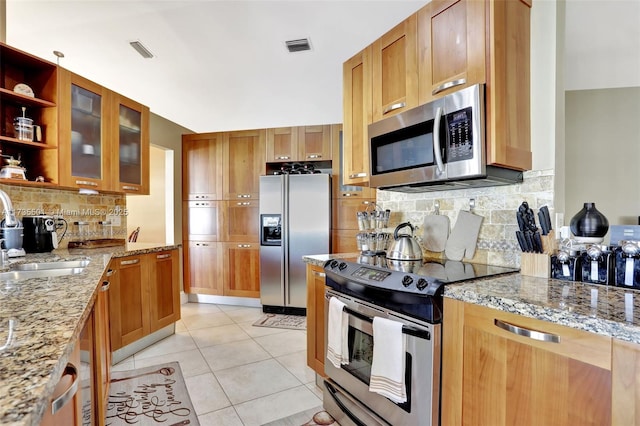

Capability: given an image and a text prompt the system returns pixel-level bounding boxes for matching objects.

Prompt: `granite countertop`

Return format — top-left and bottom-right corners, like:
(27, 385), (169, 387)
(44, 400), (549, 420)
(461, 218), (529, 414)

(0, 243), (179, 425)
(303, 253), (640, 345)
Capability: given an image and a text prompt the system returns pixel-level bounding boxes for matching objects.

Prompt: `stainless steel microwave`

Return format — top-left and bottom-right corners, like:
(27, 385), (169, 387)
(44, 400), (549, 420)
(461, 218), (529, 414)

(368, 84), (522, 192)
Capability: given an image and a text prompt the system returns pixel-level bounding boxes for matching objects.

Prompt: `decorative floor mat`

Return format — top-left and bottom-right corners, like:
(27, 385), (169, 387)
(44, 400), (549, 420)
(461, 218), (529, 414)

(253, 313), (307, 330)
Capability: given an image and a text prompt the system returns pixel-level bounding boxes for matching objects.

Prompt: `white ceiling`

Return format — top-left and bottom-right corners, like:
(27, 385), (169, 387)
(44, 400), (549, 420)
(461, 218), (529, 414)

(6, 1), (640, 134)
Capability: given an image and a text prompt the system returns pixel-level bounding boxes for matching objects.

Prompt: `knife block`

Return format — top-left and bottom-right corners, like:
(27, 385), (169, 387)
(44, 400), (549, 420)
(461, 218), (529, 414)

(520, 253), (551, 278)
(541, 230), (557, 254)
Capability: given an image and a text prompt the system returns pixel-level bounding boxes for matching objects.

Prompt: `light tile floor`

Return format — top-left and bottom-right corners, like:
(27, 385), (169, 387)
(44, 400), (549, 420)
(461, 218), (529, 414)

(112, 302), (323, 426)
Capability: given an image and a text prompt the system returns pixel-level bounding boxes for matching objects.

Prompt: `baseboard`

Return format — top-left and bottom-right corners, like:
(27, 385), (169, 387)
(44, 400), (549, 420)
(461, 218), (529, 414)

(187, 293), (262, 308)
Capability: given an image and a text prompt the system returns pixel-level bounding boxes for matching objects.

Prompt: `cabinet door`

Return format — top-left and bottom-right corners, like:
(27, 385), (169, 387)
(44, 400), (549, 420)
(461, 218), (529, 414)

(417, 0), (486, 103)
(332, 198), (376, 230)
(183, 200), (222, 241)
(223, 242), (260, 298)
(94, 272), (112, 425)
(184, 241), (224, 295)
(266, 127), (298, 163)
(223, 129), (266, 200)
(108, 255), (149, 350)
(342, 48), (372, 186)
(222, 200), (259, 242)
(306, 264), (327, 376)
(113, 93), (150, 194)
(40, 342), (82, 426)
(331, 229), (360, 254)
(371, 14), (418, 121)
(444, 299), (613, 426)
(182, 133), (223, 200)
(58, 68), (111, 191)
(612, 338), (640, 426)
(298, 125), (332, 162)
(148, 249), (180, 332)
(331, 124), (375, 198)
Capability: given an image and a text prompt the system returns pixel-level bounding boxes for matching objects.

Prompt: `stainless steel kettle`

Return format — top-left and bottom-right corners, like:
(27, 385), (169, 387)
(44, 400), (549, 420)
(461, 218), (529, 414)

(386, 222), (424, 261)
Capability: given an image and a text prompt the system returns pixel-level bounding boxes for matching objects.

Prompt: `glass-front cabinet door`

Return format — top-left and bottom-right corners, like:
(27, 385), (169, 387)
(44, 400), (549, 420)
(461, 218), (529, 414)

(113, 94), (149, 194)
(58, 69), (110, 190)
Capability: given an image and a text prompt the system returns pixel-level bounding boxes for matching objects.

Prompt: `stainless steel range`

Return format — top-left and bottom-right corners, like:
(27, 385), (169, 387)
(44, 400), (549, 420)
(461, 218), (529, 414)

(322, 255), (518, 426)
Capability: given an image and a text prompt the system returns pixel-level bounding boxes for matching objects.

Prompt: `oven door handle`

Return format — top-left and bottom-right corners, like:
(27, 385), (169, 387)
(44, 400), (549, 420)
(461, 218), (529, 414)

(329, 296), (431, 340)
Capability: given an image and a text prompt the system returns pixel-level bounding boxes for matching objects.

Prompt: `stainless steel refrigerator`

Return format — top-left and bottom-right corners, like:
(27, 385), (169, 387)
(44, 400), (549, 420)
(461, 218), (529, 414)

(259, 173), (330, 314)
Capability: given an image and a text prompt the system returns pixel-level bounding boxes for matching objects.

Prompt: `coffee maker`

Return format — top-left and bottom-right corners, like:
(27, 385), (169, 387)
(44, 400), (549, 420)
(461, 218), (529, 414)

(22, 216), (65, 253)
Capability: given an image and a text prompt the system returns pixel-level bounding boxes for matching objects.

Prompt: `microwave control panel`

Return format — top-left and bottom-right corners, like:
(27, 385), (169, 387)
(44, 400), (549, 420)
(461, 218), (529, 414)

(446, 106), (473, 162)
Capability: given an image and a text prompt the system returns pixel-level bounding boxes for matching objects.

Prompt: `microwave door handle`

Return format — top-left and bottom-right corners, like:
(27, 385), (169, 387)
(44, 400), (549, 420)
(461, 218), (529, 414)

(433, 106), (445, 174)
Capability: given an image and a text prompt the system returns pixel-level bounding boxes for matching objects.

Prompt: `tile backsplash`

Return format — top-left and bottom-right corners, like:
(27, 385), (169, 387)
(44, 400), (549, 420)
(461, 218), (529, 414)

(0, 184), (127, 248)
(375, 169), (555, 267)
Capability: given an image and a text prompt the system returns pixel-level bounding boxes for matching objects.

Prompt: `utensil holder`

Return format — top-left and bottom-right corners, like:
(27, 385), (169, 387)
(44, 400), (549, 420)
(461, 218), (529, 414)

(520, 253), (551, 278)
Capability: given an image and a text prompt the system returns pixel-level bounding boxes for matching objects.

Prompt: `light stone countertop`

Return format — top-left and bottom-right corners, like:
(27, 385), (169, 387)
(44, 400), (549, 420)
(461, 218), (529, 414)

(0, 243), (179, 425)
(304, 254), (640, 345)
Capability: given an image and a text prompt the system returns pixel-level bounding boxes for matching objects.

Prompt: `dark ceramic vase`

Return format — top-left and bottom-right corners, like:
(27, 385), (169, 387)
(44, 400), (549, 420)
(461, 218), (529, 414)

(569, 202), (609, 238)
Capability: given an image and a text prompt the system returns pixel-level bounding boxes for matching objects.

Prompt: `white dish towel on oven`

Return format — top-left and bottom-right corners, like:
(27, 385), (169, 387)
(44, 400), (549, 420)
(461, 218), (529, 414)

(326, 297), (349, 368)
(369, 316), (407, 403)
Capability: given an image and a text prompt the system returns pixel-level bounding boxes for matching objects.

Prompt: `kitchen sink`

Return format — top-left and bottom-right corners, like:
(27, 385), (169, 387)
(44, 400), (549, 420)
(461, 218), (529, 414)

(12, 258), (91, 271)
(0, 267), (86, 281)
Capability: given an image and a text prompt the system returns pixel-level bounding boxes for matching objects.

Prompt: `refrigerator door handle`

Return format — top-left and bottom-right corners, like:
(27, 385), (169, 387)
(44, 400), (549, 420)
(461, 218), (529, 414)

(282, 175), (289, 306)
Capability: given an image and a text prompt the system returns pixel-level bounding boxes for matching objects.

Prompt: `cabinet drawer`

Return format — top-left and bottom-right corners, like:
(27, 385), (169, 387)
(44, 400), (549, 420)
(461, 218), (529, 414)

(464, 303), (612, 370)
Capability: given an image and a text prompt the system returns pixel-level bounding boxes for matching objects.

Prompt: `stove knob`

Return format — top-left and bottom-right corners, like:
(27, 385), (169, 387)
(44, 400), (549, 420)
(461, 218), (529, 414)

(416, 278), (429, 291)
(329, 260), (339, 269)
(338, 262), (348, 271)
(402, 275), (413, 287)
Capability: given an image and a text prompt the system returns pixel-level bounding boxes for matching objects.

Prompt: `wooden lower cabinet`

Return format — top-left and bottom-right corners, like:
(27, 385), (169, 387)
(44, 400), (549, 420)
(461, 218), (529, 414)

(306, 264), (327, 376)
(442, 298), (612, 426)
(109, 249), (180, 351)
(223, 242), (260, 298)
(94, 271), (112, 425)
(41, 343), (82, 426)
(612, 338), (640, 425)
(184, 241), (224, 295)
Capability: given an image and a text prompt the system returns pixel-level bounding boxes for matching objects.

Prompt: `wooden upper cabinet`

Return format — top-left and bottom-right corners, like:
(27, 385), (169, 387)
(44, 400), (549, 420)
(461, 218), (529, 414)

(417, 0), (486, 103)
(343, 47), (372, 186)
(223, 129), (265, 200)
(112, 93), (150, 194)
(331, 124), (375, 197)
(182, 133), (223, 200)
(486, 0), (532, 171)
(58, 69), (111, 191)
(298, 125), (332, 162)
(266, 127), (298, 163)
(371, 14), (418, 122)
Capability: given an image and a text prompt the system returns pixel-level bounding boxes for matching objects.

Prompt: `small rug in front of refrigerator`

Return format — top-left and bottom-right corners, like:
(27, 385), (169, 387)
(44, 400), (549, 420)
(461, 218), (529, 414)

(253, 313), (306, 330)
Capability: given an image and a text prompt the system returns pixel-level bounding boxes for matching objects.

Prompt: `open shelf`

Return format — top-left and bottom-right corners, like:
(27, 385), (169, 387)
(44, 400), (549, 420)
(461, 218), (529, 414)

(0, 88), (56, 108)
(0, 135), (56, 149)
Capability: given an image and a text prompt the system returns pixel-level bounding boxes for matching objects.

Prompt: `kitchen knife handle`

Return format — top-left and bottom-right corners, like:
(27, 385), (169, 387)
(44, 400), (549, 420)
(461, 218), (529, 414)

(538, 211), (549, 235)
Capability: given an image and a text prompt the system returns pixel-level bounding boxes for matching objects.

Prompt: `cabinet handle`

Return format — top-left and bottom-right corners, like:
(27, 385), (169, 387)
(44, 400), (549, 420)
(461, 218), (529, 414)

(122, 185), (139, 191)
(312, 271), (326, 278)
(195, 243), (210, 247)
(105, 269), (114, 277)
(494, 318), (560, 343)
(195, 195), (210, 199)
(237, 194), (251, 198)
(101, 281), (110, 292)
(342, 193), (360, 197)
(276, 156), (290, 160)
(236, 202), (251, 206)
(120, 258), (140, 266)
(306, 154), (321, 159)
(156, 253), (171, 259)
(348, 172), (368, 179)
(51, 363), (79, 414)
(432, 78), (467, 96)
(237, 244), (252, 248)
(75, 180), (98, 187)
(194, 202), (211, 207)
(382, 102), (406, 115)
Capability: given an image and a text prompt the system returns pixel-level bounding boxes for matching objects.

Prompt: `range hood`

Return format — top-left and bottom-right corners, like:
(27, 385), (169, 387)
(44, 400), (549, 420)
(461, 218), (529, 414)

(376, 166), (523, 193)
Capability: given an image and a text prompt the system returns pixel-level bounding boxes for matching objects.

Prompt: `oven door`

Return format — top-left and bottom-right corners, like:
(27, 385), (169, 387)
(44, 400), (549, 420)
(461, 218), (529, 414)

(323, 290), (440, 426)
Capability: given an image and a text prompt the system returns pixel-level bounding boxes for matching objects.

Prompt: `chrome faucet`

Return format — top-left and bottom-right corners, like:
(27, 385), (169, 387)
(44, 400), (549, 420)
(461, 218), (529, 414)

(0, 190), (18, 227)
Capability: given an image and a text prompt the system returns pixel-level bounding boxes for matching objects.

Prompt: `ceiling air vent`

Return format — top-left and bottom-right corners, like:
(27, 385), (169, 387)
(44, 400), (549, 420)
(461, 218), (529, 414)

(285, 38), (312, 53)
(129, 40), (154, 59)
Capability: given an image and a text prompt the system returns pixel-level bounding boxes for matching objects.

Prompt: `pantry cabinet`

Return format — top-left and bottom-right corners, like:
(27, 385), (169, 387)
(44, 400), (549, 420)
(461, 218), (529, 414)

(306, 263), (327, 376)
(108, 249), (180, 351)
(417, 0), (486, 103)
(223, 129), (265, 200)
(0, 42), (59, 186)
(58, 68), (151, 194)
(342, 48), (373, 187)
(182, 133), (224, 200)
(223, 242), (260, 298)
(442, 298), (612, 426)
(371, 14), (419, 122)
(222, 200), (259, 242)
(183, 200), (222, 241)
(184, 241), (224, 295)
